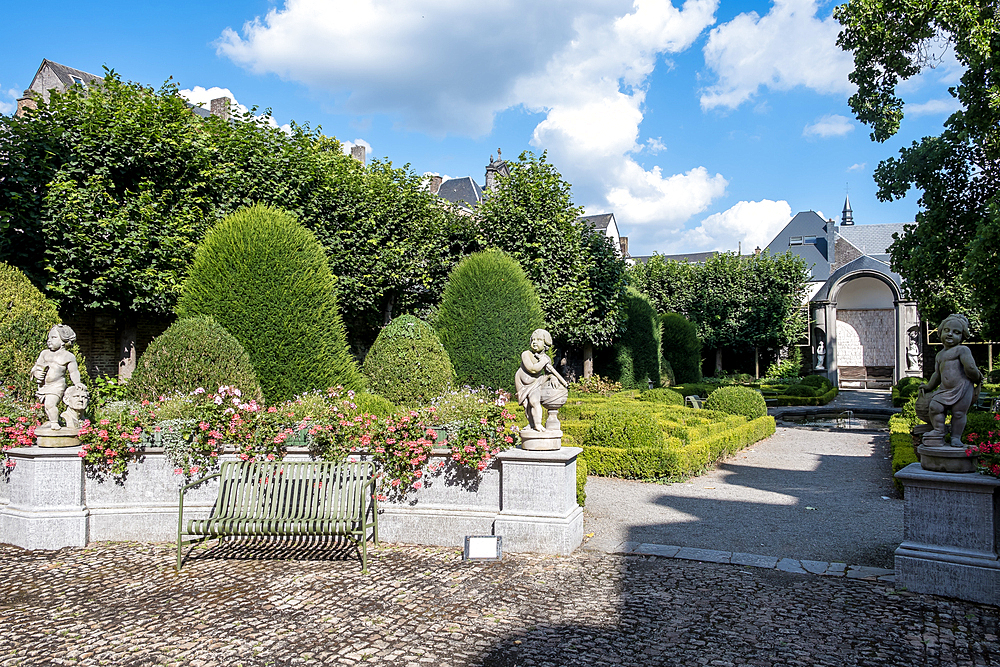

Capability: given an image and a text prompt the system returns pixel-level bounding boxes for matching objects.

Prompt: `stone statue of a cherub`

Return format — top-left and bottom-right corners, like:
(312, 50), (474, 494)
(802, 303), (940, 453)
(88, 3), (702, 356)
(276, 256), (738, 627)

(515, 329), (569, 450)
(31, 324), (88, 435)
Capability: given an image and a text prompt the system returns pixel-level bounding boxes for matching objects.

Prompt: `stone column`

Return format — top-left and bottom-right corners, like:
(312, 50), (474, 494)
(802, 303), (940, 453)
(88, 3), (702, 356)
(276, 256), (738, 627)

(894, 463), (1000, 605)
(894, 300), (920, 382)
(494, 447), (583, 555)
(812, 300), (838, 386)
(0, 447), (89, 550)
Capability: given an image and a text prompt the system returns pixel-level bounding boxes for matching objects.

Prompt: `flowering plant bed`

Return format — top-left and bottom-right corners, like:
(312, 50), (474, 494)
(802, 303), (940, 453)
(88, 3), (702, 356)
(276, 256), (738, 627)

(964, 412), (1000, 478)
(0, 388), (39, 470)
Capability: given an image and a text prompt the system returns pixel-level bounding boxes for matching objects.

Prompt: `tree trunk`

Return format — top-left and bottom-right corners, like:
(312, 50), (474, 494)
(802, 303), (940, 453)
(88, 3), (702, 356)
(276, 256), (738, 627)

(754, 347), (759, 379)
(714, 348), (723, 375)
(583, 343), (594, 378)
(382, 292), (395, 327)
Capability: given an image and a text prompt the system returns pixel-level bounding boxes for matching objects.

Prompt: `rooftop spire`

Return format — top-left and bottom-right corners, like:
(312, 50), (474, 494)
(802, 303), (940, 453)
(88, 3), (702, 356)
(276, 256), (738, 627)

(841, 194), (854, 226)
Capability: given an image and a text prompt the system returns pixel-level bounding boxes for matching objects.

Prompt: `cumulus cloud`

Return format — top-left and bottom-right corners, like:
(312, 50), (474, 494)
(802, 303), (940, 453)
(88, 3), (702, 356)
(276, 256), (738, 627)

(847, 162), (866, 172)
(803, 114), (854, 138)
(906, 97), (962, 117)
(700, 0), (853, 110)
(217, 0), (728, 246)
(678, 199), (792, 253)
(0, 86), (19, 115)
(180, 85), (295, 133)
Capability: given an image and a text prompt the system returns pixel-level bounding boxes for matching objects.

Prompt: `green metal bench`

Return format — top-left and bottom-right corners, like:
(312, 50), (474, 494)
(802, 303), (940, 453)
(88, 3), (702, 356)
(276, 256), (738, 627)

(177, 460), (378, 572)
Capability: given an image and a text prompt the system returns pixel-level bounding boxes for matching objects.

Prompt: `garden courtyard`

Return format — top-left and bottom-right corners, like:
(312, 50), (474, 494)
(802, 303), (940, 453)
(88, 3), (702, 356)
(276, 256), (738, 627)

(2, 391), (997, 666)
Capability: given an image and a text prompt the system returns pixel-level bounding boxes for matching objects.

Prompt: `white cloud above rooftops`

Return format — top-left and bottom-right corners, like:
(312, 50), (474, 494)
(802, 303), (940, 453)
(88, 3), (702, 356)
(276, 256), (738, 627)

(803, 114), (854, 138)
(678, 199), (792, 253)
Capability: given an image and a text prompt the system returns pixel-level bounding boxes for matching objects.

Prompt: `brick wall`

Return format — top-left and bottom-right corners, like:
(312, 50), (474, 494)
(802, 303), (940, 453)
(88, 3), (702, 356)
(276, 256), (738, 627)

(836, 309), (894, 367)
(61, 313), (173, 378)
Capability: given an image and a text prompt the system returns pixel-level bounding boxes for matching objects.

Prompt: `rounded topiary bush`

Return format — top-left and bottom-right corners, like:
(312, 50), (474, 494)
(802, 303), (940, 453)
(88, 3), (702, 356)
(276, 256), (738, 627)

(434, 250), (545, 392)
(661, 313), (702, 384)
(595, 288), (661, 390)
(363, 315), (453, 405)
(638, 388), (684, 406)
(703, 385), (767, 420)
(0, 262), (61, 401)
(175, 204), (362, 402)
(896, 376), (922, 400)
(800, 375), (832, 391)
(783, 384), (818, 397)
(129, 315), (263, 402)
(584, 404), (664, 449)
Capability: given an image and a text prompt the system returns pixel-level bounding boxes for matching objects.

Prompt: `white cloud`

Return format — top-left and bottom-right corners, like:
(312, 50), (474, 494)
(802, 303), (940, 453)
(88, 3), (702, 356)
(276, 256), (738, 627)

(679, 199), (792, 253)
(180, 85), (294, 133)
(341, 138), (372, 156)
(0, 87), (19, 115)
(906, 97), (962, 117)
(847, 162), (866, 172)
(803, 114), (854, 138)
(217, 0), (728, 248)
(700, 0), (853, 110)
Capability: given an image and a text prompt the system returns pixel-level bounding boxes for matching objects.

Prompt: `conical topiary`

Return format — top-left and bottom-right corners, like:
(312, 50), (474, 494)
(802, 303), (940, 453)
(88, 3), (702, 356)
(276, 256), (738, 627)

(595, 287), (662, 390)
(175, 204), (362, 402)
(363, 314), (453, 406)
(434, 250), (545, 392)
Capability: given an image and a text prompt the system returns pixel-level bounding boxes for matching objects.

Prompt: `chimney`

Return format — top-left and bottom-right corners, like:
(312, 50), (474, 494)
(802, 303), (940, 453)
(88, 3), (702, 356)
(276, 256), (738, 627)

(429, 175), (442, 194)
(210, 97), (230, 122)
(15, 90), (37, 118)
(619, 236), (629, 257)
(351, 145), (367, 165)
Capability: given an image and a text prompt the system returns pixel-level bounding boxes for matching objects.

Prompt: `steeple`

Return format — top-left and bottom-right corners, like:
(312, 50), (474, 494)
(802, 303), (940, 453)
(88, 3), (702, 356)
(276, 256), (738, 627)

(484, 148), (509, 192)
(841, 194), (854, 226)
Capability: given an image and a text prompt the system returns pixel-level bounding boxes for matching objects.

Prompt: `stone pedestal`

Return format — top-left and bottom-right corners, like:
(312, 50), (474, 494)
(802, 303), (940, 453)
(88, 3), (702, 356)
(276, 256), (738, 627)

(894, 463), (1000, 605)
(0, 446), (88, 550)
(917, 444), (979, 473)
(519, 428), (563, 451)
(494, 447), (583, 554)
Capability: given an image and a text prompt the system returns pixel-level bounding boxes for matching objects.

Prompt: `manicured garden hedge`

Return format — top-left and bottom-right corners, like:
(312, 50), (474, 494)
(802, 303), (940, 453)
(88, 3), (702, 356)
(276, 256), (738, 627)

(772, 385), (838, 406)
(363, 315), (453, 406)
(559, 393), (775, 481)
(889, 414), (918, 495)
(595, 288), (662, 390)
(0, 262), (61, 401)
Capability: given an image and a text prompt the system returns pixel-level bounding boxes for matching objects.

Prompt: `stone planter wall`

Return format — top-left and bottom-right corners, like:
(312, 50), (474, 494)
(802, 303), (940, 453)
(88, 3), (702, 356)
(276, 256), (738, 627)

(0, 445), (582, 555)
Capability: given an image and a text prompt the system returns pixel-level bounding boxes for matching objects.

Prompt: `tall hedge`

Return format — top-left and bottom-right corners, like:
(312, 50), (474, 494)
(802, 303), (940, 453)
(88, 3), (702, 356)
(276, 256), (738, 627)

(661, 312), (702, 384)
(129, 315), (264, 402)
(175, 204), (362, 402)
(363, 315), (453, 406)
(595, 288), (661, 390)
(434, 251), (545, 392)
(0, 262), (61, 401)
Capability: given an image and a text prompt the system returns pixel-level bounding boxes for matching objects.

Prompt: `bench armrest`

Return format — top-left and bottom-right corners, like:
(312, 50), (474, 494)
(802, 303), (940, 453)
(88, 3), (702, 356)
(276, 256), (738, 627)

(180, 470), (223, 494)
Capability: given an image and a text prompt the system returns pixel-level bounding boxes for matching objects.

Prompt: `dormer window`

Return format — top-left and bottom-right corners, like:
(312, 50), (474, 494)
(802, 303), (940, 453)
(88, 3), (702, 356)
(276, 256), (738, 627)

(803, 236), (817, 244)
(70, 75), (85, 86)
(789, 236), (803, 245)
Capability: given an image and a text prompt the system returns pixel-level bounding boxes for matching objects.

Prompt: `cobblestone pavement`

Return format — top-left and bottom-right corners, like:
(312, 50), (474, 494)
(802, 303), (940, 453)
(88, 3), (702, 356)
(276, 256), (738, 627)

(1, 540), (996, 667)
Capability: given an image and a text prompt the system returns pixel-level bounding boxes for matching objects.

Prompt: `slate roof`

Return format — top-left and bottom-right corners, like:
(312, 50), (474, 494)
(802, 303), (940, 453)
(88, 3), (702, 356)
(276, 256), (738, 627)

(25, 60), (103, 104)
(837, 223), (908, 256)
(436, 176), (483, 210)
(764, 211), (831, 281)
(579, 213), (615, 231)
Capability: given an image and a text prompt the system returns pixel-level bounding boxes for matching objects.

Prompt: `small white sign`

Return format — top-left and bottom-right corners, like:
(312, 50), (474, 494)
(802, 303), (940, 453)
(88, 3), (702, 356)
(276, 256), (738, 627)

(464, 535), (502, 561)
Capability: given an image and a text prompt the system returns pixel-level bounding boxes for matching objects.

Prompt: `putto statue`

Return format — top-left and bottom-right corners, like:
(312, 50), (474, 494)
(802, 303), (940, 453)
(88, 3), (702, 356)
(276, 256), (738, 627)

(515, 329), (569, 451)
(919, 314), (982, 448)
(31, 324), (88, 434)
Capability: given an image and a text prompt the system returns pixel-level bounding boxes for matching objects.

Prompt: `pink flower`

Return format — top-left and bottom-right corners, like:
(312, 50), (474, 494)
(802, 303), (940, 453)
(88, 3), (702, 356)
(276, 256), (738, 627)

(413, 480), (423, 490)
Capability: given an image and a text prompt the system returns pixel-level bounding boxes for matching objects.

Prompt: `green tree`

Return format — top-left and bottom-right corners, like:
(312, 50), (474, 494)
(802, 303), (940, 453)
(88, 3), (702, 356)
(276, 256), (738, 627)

(627, 255), (697, 316)
(835, 0), (1000, 335)
(434, 251), (545, 392)
(176, 204), (362, 402)
(660, 312), (702, 384)
(595, 288), (662, 390)
(476, 151), (628, 362)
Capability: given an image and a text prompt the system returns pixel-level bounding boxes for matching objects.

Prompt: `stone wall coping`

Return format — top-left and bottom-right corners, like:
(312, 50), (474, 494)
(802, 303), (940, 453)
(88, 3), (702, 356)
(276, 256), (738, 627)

(497, 447), (582, 464)
(895, 462), (1000, 491)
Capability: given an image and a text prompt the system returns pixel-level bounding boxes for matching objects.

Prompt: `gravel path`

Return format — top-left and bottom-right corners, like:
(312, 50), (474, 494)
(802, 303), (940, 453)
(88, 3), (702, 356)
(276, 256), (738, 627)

(582, 390), (903, 569)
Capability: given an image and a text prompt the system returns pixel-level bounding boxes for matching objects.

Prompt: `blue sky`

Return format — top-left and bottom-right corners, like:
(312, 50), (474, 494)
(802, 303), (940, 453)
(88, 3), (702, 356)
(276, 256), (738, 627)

(1, 0), (962, 256)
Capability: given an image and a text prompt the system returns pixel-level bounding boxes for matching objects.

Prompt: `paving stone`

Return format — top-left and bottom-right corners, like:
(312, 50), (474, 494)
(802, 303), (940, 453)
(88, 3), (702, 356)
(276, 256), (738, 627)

(847, 565), (896, 580)
(730, 552), (779, 569)
(634, 544), (681, 558)
(776, 558), (808, 574)
(674, 547), (732, 564)
(800, 559), (831, 575)
(822, 562), (848, 576)
(0, 541), (996, 667)
(613, 541), (642, 554)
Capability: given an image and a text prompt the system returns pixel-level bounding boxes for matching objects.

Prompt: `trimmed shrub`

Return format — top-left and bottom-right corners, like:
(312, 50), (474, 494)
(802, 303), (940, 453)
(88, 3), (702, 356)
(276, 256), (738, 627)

(595, 288), (662, 390)
(583, 403), (664, 450)
(800, 375), (832, 391)
(704, 385), (767, 420)
(0, 262), (61, 401)
(661, 312), (701, 384)
(892, 376), (923, 407)
(129, 315), (263, 402)
(434, 251), (545, 392)
(890, 414), (918, 495)
(576, 454), (588, 506)
(363, 315), (453, 406)
(176, 204), (362, 402)
(638, 388), (684, 406)
(783, 384), (818, 397)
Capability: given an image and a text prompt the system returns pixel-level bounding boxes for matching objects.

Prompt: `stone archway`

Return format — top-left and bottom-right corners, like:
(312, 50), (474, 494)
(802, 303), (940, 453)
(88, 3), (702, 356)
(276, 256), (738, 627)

(831, 275), (899, 388)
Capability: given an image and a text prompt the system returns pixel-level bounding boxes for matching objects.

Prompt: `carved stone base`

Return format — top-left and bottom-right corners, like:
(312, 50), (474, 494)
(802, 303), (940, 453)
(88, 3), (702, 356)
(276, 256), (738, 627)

(35, 432), (81, 448)
(917, 444), (979, 474)
(519, 428), (563, 451)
